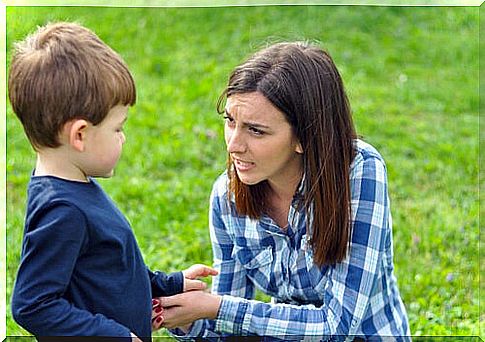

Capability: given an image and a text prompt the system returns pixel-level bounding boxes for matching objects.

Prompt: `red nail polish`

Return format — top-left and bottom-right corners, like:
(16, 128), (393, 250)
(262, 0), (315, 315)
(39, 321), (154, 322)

(155, 307), (162, 313)
(156, 316), (162, 323)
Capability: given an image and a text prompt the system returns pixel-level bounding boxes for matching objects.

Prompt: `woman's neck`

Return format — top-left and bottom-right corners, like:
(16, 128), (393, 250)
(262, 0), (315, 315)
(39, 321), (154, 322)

(266, 162), (303, 229)
(267, 157), (303, 204)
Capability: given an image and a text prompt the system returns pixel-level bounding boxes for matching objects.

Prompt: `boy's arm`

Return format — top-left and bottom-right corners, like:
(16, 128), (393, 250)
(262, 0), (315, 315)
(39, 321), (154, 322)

(11, 203), (132, 337)
(148, 264), (218, 297)
(148, 269), (184, 297)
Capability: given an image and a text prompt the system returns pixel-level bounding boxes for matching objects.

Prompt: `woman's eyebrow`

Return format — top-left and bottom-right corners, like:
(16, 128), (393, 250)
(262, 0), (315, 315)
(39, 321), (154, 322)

(224, 109), (270, 129)
(245, 122), (270, 129)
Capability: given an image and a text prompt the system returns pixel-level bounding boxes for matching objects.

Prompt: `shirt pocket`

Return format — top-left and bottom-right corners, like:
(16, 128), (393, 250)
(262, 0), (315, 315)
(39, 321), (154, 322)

(233, 244), (274, 269)
(232, 244), (279, 295)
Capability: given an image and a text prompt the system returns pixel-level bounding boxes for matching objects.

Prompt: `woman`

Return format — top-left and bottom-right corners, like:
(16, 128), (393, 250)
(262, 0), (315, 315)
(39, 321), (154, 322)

(159, 41), (410, 340)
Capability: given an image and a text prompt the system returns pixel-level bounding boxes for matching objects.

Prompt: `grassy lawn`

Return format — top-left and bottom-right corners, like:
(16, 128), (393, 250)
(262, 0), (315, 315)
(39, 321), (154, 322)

(5, 5), (479, 338)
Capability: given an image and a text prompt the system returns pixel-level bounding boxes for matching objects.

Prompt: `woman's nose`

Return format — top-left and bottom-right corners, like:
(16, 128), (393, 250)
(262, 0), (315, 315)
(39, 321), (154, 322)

(226, 129), (245, 154)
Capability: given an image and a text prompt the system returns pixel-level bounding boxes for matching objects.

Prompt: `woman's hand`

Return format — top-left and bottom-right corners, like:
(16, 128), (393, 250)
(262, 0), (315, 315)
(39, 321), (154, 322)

(160, 290), (222, 329)
(151, 298), (164, 331)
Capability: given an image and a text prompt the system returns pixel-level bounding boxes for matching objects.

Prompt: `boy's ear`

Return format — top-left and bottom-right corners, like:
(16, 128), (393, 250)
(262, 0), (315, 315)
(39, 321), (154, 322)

(63, 119), (89, 152)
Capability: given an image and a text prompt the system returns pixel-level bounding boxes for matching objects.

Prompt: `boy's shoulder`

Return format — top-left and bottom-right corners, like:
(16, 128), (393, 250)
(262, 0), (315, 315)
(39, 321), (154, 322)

(25, 174), (130, 237)
(27, 174), (105, 215)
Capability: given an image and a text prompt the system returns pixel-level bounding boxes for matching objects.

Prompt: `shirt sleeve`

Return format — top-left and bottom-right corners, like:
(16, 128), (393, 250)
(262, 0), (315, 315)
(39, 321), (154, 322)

(170, 178), (249, 339)
(11, 202), (132, 338)
(148, 269), (184, 296)
(178, 156), (391, 338)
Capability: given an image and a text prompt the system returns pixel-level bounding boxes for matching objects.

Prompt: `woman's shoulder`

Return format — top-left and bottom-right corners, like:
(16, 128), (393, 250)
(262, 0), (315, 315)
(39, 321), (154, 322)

(211, 170), (231, 200)
(352, 139), (386, 167)
(350, 139), (388, 183)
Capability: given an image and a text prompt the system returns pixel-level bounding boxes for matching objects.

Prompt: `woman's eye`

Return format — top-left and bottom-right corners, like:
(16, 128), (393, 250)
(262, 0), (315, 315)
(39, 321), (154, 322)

(249, 127), (264, 136)
(224, 116), (235, 126)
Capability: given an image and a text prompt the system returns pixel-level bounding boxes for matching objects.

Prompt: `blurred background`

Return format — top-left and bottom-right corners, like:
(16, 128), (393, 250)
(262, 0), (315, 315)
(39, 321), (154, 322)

(5, 5), (479, 337)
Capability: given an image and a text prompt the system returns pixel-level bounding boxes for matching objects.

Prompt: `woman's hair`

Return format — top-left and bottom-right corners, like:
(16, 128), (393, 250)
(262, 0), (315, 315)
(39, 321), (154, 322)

(8, 22), (136, 150)
(217, 41), (357, 266)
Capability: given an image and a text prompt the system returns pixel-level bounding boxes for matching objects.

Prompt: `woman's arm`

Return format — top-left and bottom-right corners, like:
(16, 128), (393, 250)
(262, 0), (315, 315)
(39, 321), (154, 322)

(165, 156), (392, 337)
(165, 176), (255, 338)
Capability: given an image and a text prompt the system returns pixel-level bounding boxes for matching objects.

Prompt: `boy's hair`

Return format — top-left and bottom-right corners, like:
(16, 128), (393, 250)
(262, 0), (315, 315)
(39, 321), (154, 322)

(8, 22), (136, 149)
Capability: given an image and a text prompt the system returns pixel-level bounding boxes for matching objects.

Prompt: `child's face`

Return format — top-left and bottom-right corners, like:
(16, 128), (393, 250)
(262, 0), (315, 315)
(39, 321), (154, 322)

(81, 104), (128, 178)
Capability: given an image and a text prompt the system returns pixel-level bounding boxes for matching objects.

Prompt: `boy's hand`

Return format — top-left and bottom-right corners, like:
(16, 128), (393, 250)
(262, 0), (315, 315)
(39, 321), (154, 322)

(182, 264), (218, 292)
(152, 265), (218, 330)
(130, 332), (143, 342)
(183, 264), (218, 279)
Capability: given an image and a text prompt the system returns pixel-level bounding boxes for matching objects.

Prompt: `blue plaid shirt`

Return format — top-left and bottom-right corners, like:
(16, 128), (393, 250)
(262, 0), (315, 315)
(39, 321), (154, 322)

(173, 140), (410, 340)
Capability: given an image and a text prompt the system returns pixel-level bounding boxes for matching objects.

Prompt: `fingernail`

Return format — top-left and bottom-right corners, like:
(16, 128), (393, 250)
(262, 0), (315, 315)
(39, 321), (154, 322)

(152, 299), (159, 306)
(156, 316), (163, 323)
(155, 307), (162, 313)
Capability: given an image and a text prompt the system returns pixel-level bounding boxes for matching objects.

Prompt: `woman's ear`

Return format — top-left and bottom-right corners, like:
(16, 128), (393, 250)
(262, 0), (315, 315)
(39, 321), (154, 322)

(63, 119), (89, 152)
(295, 141), (303, 154)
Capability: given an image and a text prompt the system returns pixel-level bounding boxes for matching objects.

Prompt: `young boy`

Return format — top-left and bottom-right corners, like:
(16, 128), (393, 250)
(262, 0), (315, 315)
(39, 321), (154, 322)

(8, 22), (216, 341)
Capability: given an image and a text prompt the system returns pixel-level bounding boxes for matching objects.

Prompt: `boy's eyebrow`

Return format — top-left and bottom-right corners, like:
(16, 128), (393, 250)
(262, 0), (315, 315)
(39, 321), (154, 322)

(224, 109), (270, 129)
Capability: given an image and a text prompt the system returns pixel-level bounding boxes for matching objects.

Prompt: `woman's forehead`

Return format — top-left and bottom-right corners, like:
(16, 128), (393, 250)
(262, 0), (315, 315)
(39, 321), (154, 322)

(226, 92), (286, 124)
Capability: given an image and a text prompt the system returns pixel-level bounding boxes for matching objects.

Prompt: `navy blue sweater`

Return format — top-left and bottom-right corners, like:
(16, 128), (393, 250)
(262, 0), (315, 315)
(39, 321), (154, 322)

(11, 175), (183, 340)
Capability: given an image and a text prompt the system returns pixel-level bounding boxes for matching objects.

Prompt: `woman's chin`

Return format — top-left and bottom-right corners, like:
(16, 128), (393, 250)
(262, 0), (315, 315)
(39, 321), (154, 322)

(237, 173), (263, 186)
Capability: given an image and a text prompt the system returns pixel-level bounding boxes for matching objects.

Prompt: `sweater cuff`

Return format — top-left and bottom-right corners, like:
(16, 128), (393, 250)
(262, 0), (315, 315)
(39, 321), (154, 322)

(150, 270), (184, 296)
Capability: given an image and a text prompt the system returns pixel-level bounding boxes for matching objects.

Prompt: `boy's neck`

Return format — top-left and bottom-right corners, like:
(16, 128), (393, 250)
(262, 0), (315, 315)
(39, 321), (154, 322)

(35, 148), (89, 182)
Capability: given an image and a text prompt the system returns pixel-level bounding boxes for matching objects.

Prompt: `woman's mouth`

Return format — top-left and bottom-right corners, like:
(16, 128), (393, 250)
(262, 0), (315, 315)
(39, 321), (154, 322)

(233, 158), (255, 172)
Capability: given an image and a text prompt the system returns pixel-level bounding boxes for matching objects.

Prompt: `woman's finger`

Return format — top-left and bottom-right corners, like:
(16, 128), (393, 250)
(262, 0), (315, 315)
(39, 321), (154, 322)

(151, 314), (164, 331)
(151, 305), (163, 319)
(161, 306), (186, 329)
(160, 293), (184, 307)
(184, 279), (207, 291)
(152, 298), (160, 308)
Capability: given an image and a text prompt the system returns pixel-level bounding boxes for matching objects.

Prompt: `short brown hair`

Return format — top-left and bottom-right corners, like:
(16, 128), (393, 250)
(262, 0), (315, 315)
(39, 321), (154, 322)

(8, 22), (136, 149)
(217, 42), (357, 266)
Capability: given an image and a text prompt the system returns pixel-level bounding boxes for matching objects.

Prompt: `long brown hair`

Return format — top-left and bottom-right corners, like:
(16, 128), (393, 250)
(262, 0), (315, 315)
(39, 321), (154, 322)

(217, 42), (357, 266)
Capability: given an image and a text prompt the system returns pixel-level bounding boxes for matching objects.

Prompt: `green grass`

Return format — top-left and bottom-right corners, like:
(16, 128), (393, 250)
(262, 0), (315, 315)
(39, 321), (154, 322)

(5, 5), (479, 338)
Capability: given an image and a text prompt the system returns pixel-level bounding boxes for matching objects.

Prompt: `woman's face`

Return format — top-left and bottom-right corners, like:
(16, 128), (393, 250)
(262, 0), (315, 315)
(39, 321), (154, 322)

(224, 92), (303, 187)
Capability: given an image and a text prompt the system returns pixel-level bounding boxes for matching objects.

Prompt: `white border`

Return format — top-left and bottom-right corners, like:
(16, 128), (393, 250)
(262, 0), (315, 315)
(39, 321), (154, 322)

(1, 1), (6, 341)
(2, 1), (481, 340)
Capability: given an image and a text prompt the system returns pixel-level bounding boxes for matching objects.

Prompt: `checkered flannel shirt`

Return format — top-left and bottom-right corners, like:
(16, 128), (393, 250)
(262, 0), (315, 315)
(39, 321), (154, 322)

(172, 140), (410, 341)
